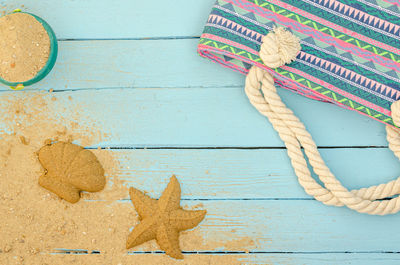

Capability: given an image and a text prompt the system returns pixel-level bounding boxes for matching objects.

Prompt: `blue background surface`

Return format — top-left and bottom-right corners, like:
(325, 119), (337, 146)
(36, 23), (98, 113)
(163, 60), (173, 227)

(1, 0), (400, 264)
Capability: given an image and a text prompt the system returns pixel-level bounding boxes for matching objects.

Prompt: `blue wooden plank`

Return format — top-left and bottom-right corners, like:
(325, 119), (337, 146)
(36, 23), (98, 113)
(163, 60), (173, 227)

(137, 200), (400, 252)
(3, 40), (243, 91)
(0, 0), (213, 39)
(24, 200), (400, 253)
(25, 253), (400, 265)
(12, 253), (400, 265)
(98, 148), (400, 200)
(0, 89), (387, 147)
(254, 254), (400, 265)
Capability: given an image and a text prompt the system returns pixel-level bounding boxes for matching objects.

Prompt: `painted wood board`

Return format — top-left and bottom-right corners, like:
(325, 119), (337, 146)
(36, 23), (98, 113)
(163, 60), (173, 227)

(2, 40), (243, 90)
(102, 148), (400, 200)
(0, 0), (212, 39)
(0, 0), (398, 263)
(13, 253), (400, 265)
(32, 199), (400, 252)
(0, 89), (388, 147)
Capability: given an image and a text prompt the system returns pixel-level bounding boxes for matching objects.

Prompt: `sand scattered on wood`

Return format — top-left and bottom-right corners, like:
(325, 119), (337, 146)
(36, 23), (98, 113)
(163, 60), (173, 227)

(0, 91), (132, 265)
(0, 91), (246, 264)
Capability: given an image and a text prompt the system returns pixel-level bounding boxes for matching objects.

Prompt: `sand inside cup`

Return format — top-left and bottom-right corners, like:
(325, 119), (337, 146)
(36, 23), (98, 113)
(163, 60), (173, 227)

(0, 12), (50, 83)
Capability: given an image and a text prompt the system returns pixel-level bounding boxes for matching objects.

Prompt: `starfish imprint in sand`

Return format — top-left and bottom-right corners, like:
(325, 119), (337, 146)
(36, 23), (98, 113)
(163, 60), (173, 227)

(126, 175), (207, 259)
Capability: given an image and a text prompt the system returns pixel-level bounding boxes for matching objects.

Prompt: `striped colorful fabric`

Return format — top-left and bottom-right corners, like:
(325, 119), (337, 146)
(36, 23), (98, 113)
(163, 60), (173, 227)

(198, 0), (400, 126)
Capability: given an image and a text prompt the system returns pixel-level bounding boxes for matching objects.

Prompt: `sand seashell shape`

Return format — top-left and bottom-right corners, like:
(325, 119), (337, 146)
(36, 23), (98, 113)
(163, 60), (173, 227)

(37, 142), (106, 203)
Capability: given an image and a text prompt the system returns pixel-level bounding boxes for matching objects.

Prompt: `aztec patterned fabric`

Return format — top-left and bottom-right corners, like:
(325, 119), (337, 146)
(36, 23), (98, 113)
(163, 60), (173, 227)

(198, 0), (400, 126)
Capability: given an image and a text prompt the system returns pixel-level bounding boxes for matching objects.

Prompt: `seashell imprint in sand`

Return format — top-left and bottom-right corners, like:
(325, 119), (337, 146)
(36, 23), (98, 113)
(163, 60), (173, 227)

(37, 141), (106, 203)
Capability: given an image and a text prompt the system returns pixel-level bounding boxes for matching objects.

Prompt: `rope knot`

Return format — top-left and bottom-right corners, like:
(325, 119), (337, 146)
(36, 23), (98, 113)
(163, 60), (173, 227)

(259, 27), (301, 69)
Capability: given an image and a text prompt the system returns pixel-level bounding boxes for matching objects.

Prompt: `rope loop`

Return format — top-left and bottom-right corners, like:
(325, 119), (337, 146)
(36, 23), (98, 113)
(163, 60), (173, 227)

(245, 27), (400, 215)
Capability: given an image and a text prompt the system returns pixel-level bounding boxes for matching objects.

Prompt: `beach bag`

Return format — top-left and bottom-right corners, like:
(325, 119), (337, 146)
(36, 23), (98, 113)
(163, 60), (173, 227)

(198, 0), (400, 215)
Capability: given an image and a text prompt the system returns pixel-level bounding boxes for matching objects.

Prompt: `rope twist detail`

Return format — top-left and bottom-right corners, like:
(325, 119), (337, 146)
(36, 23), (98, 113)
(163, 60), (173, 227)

(246, 27), (400, 215)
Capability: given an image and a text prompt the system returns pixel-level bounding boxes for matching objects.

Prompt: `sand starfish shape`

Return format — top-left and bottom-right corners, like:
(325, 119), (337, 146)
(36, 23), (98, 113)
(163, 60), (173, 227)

(126, 175), (207, 259)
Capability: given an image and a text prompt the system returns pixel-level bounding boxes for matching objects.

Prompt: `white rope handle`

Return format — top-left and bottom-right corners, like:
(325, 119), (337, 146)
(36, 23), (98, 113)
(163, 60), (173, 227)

(247, 28), (400, 215)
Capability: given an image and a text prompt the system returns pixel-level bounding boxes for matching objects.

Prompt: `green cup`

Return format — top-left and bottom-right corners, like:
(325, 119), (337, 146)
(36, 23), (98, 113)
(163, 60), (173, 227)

(0, 11), (58, 89)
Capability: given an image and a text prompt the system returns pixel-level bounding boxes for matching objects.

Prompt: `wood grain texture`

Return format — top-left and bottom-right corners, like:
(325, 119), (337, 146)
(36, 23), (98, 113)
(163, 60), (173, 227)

(0, 0), (212, 39)
(0, 89), (387, 147)
(14, 253), (400, 265)
(0, 0), (398, 264)
(103, 148), (400, 200)
(6, 40), (242, 90)
(37, 199), (400, 252)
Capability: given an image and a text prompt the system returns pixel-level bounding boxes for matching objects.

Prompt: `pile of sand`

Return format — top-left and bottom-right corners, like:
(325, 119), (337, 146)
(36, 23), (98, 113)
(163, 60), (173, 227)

(0, 91), (246, 264)
(0, 12), (50, 83)
(0, 91), (131, 264)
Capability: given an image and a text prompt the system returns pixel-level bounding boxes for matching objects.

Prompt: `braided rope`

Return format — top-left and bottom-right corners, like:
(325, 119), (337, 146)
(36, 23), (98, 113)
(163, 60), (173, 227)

(245, 28), (400, 215)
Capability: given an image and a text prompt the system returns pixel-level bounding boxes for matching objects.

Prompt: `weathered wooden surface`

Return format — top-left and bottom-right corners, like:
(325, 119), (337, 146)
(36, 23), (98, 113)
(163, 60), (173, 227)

(0, 0), (398, 264)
